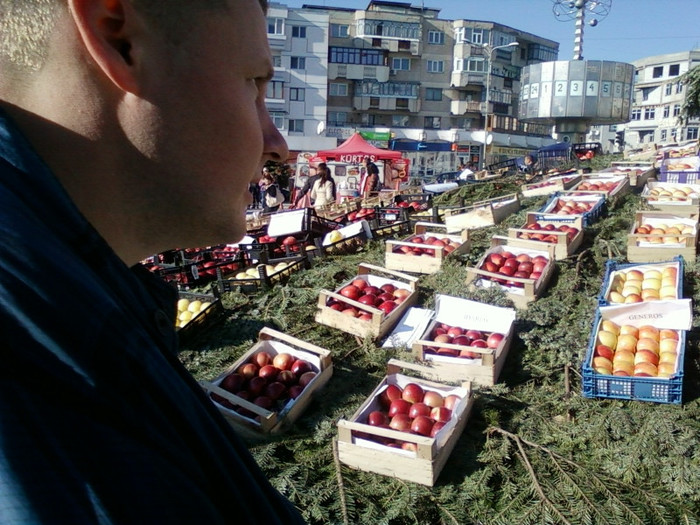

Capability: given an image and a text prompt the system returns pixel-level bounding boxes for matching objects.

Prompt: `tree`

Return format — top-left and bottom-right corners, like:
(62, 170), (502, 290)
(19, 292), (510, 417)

(679, 64), (700, 125)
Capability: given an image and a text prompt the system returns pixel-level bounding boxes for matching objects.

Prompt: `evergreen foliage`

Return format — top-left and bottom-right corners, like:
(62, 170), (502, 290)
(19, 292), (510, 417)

(179, 156), (700, 524)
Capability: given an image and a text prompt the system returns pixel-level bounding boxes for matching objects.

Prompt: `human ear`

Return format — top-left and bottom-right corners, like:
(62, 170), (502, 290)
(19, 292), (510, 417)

(68, 0), (141, 94)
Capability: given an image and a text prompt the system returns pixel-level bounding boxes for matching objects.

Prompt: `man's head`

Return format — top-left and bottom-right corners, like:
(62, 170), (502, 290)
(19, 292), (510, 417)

(0, 0), (285, 264)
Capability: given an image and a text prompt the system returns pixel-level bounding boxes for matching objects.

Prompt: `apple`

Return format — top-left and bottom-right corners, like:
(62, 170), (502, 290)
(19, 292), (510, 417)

(291, 359), (313, 376)
(277, 369), (296, 385)
(376, 292), (395, 303)
(252, 351), (272, 368)
(430, 406), (452, 423)
(220, 372), (244, 393)
(486, 332), (505, 349)
(281, 236), (297, 246)
(298, 371), (317, 388)
(408, 402), (432, 419)
(358, 294), (379, 306)
(378, 300), (397, 314)
(238, 362), (259, 380)
(364, 286), (380, 296)
(402, 383), (424, 404)
(380, 384), (403, 408)
(465, 329), (483, 341)
(422, 390), (444, 408)
(258, 364), (279, 381)
(447, 326), (463, 337)
(411, 415), (434, 436)
(444, 394), (461, 411)
(388, 398), (412, 417)
(452, 335), (471, 346)
(247, 376), (267, 397)
(264, 381), (287, 400)
(367, 410), (389, 426)
(340, 285), (361, 300)
(288, 385), (305, 399)
(253, 395), (274, 410)
(352, 278), (368, 291)
(430, 421), (447, 438)
(437, 347), (460, 357)
(389, 413), (412, 432)
(434, 334), (451, 344)
(470, 339), (488, 348)
(273, 353), (295, 371)
(380, 283), (397, 294)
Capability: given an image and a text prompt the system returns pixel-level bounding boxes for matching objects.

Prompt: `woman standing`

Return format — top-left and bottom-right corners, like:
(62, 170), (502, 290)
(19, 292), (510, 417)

(261, 171), (284, 213)
(310, 166), (335, 207)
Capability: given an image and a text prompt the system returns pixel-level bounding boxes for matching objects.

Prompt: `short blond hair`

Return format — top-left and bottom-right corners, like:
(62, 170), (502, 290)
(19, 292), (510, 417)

(0, 0), (268, 71)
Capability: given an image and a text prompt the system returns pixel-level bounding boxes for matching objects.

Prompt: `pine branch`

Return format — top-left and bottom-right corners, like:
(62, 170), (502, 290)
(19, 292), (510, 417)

(331, 439), (350, 525)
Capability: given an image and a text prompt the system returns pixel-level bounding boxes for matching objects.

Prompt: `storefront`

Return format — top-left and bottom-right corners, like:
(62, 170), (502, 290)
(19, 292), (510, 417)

(388, 139), (455, 178)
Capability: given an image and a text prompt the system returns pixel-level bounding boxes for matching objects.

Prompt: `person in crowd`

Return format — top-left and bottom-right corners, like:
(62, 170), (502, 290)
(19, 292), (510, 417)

(523, 154), (542, 178)
(317, 162), (336, 201)
(294, 165), (319, 207)
(249, 181), (262, 208)
(0, 0), (305, 523)
(262, 171), (284, 213)
(362, 157), (381, 197)
(310, 165), (335, 207)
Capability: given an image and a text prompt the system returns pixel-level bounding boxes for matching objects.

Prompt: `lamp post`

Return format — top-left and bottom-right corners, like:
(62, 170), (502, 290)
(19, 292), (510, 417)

(481, 41), (518, 169)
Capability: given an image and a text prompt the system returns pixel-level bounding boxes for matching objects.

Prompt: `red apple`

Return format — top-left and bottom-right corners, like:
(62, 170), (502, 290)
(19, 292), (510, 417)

(298, 371), (317, 388)
(430, 421), (447, 437)
(452, 335), (471, 346)
(437, 347), (460, 357)
(277, 369), (296, 385)
(393, 288), (411, 300)
(430, 406), (452, 423)
(264, 381), (287, 400)
(252, 351), (272, 368)
(358, 294), (379, 306)
(402, 383), (424, 404)
(408, 402), (432, 419)
(351, 278), (368, 291)
(486, 332), (505, 349)
(380, 283), (397, 294)
(380, 384), (403, 408)
(367, 410), (389, 426)
(238, 362), (259, 380)
(447, 326), (463, 337)
(291, 359), (313, 376)
(388, 398), (412, 417)
(377, 292), (395, 303)
(272, 353), (295, 371)
(411, 415), (434, 436)
(340, 285), (361, 300)
(389, 413), (412, 432)
(258, 364), (279, 381)
(247, 376), (267, 397)
(422, 390), (444, 408)
(220, 372), (244, 393)
(444, 394), (461, 411)
(470, 339), (488, 348)
(288, 385), (304, 399)
(364, 286), (380, 296)
(465, 329), (483, 341)
(378, 301), (397, 314)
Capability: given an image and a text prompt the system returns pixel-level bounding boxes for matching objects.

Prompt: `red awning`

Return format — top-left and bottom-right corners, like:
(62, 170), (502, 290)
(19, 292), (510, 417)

(317, 133), (402, 164)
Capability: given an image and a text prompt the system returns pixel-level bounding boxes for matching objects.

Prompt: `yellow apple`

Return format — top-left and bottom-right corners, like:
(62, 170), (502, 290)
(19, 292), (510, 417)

(619, 325), (639, 338)
(616, 334), (638, 353)
(638, 325), (660, 341)
(600, 320), (620, 335)
(643, 269), (662, 281)
(636, 337), (660, 355)
(609, 291), (626, 303)
(633, 362), (658, 377)
(659, 338), (679, 354)
(634, 349), (660, 366)
(657, 362), (676, 378)
(597, 330), (617, 349)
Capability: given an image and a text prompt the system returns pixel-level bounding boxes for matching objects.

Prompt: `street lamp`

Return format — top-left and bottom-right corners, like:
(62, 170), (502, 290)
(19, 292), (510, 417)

(481, 41), (519, 169)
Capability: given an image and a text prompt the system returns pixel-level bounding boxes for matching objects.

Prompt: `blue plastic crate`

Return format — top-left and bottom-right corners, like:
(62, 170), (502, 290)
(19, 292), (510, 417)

(539, 191), (606, 227)
(597, 256), (685, 306)
(581, 309), (685, 404)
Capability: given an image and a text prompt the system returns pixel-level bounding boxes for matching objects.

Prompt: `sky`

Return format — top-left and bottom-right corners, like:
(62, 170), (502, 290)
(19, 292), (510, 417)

(280, 0), (700, 64)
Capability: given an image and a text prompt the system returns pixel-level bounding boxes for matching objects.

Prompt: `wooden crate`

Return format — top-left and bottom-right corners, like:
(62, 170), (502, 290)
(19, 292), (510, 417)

(385, 223), (470, 274)
(567, 174), (631, 201)
(443, 193), (521, 232)
(465, 237), (557, 309)
(336, 359), (474, 487)
(200, 328), (333, 438)
(520, 173), (582, 198)
(627, 211), (698, 263)
(539, 192), (606, 226)
(315, 263), (419, 340)
(409, 296), (516, 386)
(215, 255), (308, 294)
(641, 181), (700, 214)
(602, 162), (657, 189)
(176, 291), (226, 344)
(507, 212), (584, 260)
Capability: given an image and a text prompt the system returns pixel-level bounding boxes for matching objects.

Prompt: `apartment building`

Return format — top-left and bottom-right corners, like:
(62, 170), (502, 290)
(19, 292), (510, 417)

(618, 50), (700, 151)
(268, 1), (559, 174)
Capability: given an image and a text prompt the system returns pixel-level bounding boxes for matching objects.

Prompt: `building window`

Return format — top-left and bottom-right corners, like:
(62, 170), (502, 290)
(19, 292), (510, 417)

(688, 127), (699, 141)
(644, 107), (656, 120)
(425, 88), (442, 101)
(267, 18), (284, 36)
(329, 47), (386, 66)
(663, 105), (670, 118)
(660, 129), (667, 141)
(290, 57), (306, 69)
(652, 66), (663, 78)
(369, 97), (380, 108)
(427, 60), (444, 73)
(270, 112), (285, 129)
(428, 30), (444, 45)
(676, 82), (683, 94)
(330, 24), (349, 38)
(392, 57), (411, 71)
(424, 116), (441, 129)
(470, 28), (484, 44)
(288, 119), (304, 132)
(290, 88), (305, 101)
(328, 112), (347, 126)
(272, 55), (282, 67)
(398, 40), (411, 50)
(665, 83), (672, 96)
(504, 78), (513, 89)
(329, 83), (348, 96)
(669, 64), (680, 76)
(396, 98), (409, 109)
(361, 113), (376, 126)
(631, 108), (641, 120)
(673, 104), (681, 117)
(392, 114), (409, 127)
(608, 125), (617, 132)
(291, 26), (306, 38)
(467, 58), (486, 73)
(357, 19), (420, 39)
(266, 81), (284, 99)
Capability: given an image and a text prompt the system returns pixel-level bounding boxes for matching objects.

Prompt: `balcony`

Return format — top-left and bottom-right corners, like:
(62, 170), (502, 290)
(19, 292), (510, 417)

(451, 100), (483, 116)
(353, 96), (420, 113)
(330, 63), (390, 82)
(451, 71), (486, 88)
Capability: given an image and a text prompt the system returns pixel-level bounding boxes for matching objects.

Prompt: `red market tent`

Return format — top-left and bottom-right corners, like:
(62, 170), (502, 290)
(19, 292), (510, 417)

(317, 133), (403, 164)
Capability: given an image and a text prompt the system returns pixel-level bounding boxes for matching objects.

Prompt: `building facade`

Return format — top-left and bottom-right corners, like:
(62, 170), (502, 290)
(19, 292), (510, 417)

(267, 1), (559, 175)
(616, 50), (700, 151)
